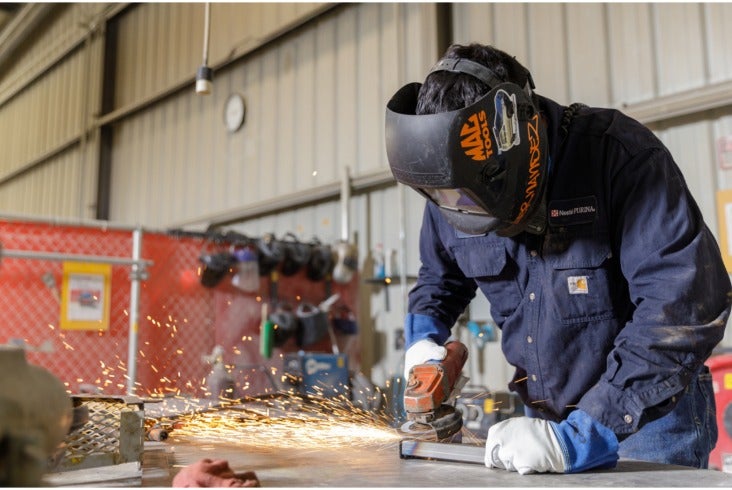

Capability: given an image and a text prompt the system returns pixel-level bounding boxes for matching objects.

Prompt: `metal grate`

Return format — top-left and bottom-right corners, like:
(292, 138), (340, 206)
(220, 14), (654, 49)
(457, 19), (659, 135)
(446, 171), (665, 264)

(55, 395), (144, 471)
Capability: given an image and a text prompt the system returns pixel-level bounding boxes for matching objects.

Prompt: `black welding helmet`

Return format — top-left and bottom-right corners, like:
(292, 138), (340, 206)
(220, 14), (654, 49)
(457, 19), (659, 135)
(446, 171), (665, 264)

(280, 233), (312, 277)
(385, 57), (548, 237)
(256, 233), (285, 277)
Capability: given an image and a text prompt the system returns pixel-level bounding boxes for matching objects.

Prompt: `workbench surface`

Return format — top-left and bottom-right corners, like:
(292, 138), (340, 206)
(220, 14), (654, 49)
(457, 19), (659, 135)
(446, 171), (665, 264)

(42, 397), (732, 487)
(143, 440), (732, 487)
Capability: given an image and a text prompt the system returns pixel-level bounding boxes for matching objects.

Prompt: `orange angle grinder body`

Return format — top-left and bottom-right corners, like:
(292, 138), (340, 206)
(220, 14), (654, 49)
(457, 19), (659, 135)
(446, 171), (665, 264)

(401, 341), (469, 441)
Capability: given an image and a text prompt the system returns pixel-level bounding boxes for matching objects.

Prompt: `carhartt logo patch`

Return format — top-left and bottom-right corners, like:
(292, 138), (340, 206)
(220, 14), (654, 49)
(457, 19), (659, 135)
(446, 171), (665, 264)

(568, 276), (588, 294)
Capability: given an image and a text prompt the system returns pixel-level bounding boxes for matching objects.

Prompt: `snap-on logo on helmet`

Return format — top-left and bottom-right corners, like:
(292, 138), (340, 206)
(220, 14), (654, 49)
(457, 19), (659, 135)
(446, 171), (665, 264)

(460, 110), (494, 161)
(514, 114), (541, 223)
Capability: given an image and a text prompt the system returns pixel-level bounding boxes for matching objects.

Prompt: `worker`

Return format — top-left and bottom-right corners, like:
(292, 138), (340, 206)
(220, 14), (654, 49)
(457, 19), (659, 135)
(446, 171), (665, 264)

(385, 43), (731, 474)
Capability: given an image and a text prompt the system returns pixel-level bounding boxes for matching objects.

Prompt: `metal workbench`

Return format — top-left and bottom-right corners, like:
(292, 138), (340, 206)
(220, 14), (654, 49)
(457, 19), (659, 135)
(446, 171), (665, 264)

(42, 396), (732, 487)
(144, 439), (732, 487)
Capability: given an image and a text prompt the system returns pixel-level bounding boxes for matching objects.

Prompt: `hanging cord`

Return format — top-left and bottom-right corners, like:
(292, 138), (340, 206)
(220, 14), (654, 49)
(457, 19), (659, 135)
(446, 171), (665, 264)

(560, 102), (588, 137)
(202, 2), (211, 67)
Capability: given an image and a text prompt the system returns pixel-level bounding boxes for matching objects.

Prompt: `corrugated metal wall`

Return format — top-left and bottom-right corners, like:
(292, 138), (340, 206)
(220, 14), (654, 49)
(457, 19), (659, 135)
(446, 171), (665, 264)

(2, 3), (732, 388)
(108, 3), (435, 230)
(0, 3), (108, 218)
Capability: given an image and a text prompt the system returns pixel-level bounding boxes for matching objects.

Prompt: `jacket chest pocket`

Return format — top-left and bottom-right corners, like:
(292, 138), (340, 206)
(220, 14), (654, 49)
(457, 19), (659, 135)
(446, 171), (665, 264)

(546, 233), (617, 324)
(451, 240), (522, 318)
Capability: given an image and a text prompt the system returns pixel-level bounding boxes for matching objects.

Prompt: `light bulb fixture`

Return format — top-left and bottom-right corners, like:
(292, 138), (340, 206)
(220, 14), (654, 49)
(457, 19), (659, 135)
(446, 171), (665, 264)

(195, 2), (212, 96)
(196, 65), (213, 95)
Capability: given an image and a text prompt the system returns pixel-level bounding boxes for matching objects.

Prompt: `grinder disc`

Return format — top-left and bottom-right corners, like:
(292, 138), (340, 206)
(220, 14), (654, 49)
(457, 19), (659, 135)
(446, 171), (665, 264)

(399, 406), (463, 441)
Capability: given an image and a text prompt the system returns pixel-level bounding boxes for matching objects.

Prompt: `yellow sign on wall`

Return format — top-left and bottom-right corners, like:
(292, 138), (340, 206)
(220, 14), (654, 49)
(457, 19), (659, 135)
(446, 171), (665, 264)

(60, 262), (111, 331)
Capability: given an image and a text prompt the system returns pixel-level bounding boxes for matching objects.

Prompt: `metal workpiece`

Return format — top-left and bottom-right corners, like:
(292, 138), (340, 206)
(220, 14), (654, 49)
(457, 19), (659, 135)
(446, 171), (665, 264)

(400, 439), (485, 464)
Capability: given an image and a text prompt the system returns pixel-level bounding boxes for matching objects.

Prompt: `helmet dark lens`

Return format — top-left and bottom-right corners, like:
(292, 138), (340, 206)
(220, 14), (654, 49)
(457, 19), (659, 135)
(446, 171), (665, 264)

(421, 188), (491, 215)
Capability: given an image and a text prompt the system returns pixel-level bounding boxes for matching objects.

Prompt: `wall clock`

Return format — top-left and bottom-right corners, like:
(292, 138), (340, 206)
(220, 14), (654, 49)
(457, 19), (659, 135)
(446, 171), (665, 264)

(224, 93), (246, 133)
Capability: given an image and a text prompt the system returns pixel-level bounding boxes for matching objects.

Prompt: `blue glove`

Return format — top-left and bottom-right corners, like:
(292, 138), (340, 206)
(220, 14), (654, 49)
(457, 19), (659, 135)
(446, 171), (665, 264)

(485, 409), (619, 474)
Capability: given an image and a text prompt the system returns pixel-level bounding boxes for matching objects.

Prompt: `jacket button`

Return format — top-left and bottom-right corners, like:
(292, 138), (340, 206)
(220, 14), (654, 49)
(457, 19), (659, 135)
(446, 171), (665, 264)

(624, 414), (633, 424)
(527, 336), (533, 343)
(529, 292), (536, 301)
(531, 374), (537, 382)
(530, 250), (538, 257)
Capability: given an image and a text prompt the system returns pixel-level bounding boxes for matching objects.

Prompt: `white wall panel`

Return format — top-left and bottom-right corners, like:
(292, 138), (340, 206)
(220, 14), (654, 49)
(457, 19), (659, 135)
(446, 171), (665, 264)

(526, 4), (568, 104)
(658, 122), (718, 235)
(114, 3), (327, 110)
(452, 3), (732, 107)
(109, 3), (437, 231)
(607, 4), (655, 106)
(705, 4), (732, 83)
(717, 116), (732, 191)
(0, 28), (103, 219)
(0, 4), (108, 102)
(0, 148), (83, 218)
(565, 4), (610, 106)
(652, 3), (706, 96)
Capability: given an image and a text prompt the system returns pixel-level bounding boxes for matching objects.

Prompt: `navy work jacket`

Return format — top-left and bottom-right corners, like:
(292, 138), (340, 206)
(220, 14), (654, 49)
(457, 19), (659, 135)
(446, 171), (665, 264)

(407, 95), (731, 436)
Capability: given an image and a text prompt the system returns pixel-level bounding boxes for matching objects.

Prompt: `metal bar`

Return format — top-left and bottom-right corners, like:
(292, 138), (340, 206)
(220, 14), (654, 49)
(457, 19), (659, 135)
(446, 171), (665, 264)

(2, 249), (152, 267)
(172, 168), (395, 229)
(399, 440), (486, 465)
(340, 166), (350, 242)
(621, 78), (732, 124)
(126, 228), (143, 395)
(0, 212), (163, 233)
(0, 135), (79, 185)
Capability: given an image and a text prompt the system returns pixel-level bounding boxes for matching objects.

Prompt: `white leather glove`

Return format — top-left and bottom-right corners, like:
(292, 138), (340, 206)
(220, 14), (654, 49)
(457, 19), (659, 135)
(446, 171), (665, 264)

(403, 339), (447, 380)
(484, 417), (566, 475)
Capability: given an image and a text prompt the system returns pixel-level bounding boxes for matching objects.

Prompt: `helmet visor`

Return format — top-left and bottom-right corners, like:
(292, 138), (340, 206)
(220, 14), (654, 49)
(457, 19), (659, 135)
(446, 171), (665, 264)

(420, 188), (491, 215)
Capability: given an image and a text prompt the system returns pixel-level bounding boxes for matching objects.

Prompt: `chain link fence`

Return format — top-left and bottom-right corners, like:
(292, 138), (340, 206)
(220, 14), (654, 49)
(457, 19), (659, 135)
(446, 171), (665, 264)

(0, 219), (360, 398)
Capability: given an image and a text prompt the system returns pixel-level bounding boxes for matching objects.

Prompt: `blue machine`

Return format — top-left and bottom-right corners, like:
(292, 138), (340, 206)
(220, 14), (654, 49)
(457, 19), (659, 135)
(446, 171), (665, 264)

(283, 352), (350, 398)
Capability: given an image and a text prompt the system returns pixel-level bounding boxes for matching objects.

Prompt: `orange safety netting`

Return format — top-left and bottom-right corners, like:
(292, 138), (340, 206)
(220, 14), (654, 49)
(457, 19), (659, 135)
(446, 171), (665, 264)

(0, 220), (359, 398)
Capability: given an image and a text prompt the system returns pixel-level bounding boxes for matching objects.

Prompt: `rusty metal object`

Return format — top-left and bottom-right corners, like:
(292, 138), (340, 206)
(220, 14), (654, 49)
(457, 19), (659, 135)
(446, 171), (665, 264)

(0, 345), (72, 486)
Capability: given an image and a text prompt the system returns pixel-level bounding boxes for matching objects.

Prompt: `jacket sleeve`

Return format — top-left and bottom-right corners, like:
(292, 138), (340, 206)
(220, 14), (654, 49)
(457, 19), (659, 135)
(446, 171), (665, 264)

(405, 203), (478, 348)
(577, 146), (731, 435)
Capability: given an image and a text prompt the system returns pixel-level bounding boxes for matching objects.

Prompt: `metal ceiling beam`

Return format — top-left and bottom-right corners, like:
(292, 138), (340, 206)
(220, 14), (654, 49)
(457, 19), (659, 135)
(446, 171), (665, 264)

(0, 4), (22, 13)
(0, 3), (55, 70)
(169, 168), (397, 230)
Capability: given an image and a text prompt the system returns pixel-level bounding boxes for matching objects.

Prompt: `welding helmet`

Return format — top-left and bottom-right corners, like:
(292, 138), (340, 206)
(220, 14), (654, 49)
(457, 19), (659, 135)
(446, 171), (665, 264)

(306, 239), (333, 282)
(199, 251), (235, 288)
(279, 233), (312, 277)
(385, 57), (548, 237)
(269, 305), (299, 347)
(256, 233), (284, 277)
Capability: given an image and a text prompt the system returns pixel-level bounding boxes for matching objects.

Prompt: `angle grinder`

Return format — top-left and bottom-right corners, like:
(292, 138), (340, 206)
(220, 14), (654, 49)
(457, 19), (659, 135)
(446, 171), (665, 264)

(400, 341), (469, 441)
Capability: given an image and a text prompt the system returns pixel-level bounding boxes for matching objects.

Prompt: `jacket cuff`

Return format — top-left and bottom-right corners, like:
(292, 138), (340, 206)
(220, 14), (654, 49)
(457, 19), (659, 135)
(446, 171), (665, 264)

(552, 409), (619, 473)
(404, 313), (450, 348)
(576, 380), (644, 435)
